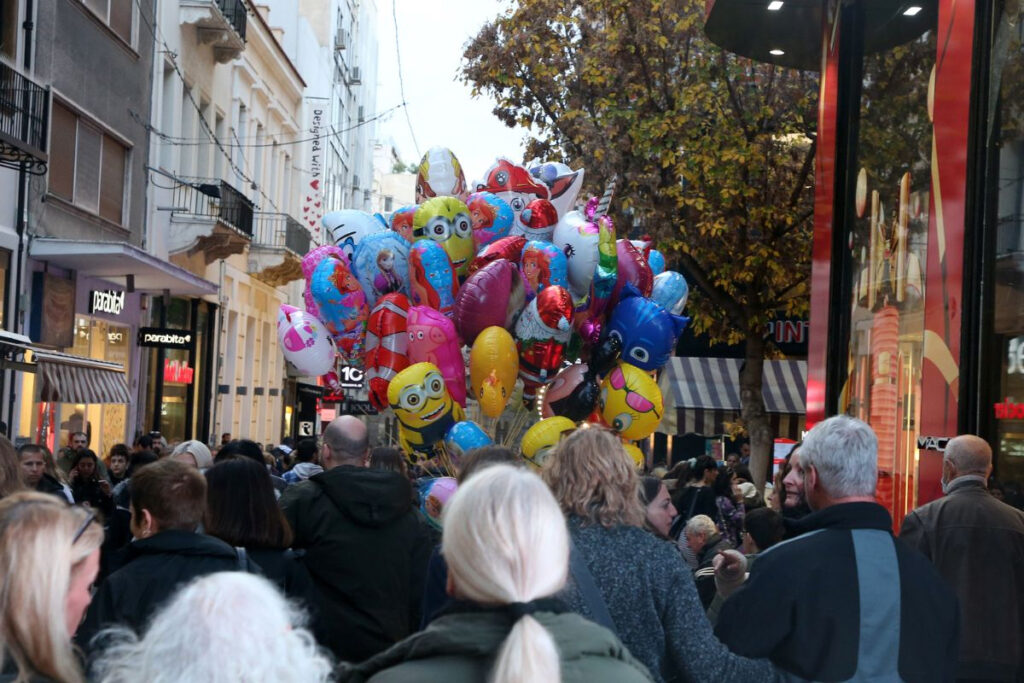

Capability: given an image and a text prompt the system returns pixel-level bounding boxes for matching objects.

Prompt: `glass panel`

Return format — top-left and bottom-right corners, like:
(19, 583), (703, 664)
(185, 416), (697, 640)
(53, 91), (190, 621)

(108, 0), (132, 44)
(0, 248), (9, 329)
(74, 122), (102, 212)
(842, 20), (937, 519)
(0, 0), (18, 62)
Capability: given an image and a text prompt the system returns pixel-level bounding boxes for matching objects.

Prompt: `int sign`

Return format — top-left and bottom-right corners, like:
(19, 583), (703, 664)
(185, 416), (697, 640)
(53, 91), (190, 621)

(138, 327), (194, 350)
(90, 290), (125, 315)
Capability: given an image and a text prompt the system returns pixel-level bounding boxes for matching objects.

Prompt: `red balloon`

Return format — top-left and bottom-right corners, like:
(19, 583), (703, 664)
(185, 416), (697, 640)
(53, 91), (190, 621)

(467, 236), (527, 275)
(453, 259), (525, 346)
(609, 239), (653, 309)
(364, 294), (410, 411)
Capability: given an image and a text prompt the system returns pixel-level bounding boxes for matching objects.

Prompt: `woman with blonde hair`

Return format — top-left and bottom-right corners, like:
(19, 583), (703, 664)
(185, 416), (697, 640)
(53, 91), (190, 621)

(543, 425), (773, 683)
(0, 436), (24, 499)
(0, 492), (103, 682)
(338, 464), (652, 683)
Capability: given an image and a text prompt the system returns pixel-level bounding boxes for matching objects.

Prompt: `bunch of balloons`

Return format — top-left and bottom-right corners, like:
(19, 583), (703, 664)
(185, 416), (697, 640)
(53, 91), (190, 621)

(277, 147), (693, 467)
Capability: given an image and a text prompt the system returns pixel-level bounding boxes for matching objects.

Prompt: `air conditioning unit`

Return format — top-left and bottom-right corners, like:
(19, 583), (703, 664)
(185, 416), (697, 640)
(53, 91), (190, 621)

(357, 106), (364, 123)
(349, 67), (362, 85)
(352, 174), (360, 189)
(363, 189), (371, 202)
(334, 29), (348, 50)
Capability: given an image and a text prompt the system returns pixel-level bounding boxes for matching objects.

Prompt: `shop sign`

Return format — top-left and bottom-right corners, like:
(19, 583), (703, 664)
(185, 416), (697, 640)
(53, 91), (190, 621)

(336, 364), (365, 390)
(994, 398), (1024, 420)
(90, 290), (125, 315)
(138, 327), (194, 349)
(163, 359), (194, 384)
(916, 435), (953, 452)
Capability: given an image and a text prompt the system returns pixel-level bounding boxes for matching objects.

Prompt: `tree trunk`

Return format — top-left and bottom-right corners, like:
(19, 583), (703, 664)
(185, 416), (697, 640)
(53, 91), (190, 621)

(739, 332), (773, 490)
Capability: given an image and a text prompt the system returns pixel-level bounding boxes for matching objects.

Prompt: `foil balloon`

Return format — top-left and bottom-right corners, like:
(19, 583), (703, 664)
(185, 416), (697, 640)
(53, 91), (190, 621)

(469, 326), (519, 418)
(352, 231), (411, 303)
(521, 416), (576, 469)
(276, 305), (337, 377)
(323, 210), (384, 262)
(444, 421), (493, 464)
(466, 191), (514, 250)
(409, 240), (458, 316)
(552, 210), (601, 300)
(647, 249), (666, 276)
(418, 477), (459, 531)
(389, 205), (417, 243)
(309, 257), (369, 360)
(388, 362), (466, 458)
(407, 306), (467, 407)
(520, 241), (569, 299)
(301, 245), (348, 319)
(467, 235), (527, 275)
(415, 147), (467, 203)
(413, 196), (474, 278)
(515, 285), (573, 406)
(364, 294), (410, 411)
(609, 239), (654, 310)
(527, 161), (585, 219)
(588, 332), (623, 378)
(519, 198), (559, 242)
(651, 271), (689, 316)
(622, 442), (645, 470)
(453, 259), (526, 346)
(476, 159), (550, 234)
(540, 363), (600, 422)
(599, 362), (663, 441)
(606, 285), (689, 371)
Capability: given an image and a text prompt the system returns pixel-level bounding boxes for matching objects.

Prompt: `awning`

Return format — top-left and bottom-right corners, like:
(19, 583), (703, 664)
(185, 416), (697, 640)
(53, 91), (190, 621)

(29, 239), (217, 296)
(0, 330), (131, 404)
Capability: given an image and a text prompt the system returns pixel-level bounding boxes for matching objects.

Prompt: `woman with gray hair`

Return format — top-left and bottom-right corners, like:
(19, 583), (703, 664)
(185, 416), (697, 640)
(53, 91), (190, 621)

(544, 425), (773, 683)
(170, 440), (214, 471)
(92, 572), (332, 683)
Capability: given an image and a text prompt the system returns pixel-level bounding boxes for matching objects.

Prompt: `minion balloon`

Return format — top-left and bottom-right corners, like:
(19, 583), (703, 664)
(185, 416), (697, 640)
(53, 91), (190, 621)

(413, 197), (475, 279)
(521, 416), (576, 469)
(599, 362), (663, 441)
(388, 362), (466, 459)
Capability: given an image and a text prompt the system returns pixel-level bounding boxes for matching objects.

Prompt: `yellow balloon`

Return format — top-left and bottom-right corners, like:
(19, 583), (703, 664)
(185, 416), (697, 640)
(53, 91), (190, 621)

(388, 362), (465, 456)
(599, 362), (663, 441)
(521, 416), (576, 469)
(469, 326), (519, 418)
(622, 443), (645, 470)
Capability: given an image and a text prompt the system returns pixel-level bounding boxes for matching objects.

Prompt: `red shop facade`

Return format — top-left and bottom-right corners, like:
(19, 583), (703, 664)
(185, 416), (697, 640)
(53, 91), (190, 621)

(705, 0), (1024, 526)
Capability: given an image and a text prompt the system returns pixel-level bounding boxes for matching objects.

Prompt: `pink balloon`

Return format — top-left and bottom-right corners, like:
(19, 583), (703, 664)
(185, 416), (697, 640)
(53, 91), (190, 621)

(302, 245), (349, 318)
(407, 306), (467, 406)
(609, 239), (653, 310)
(275, 306), (337, 376)
(453, 259), (525, 346)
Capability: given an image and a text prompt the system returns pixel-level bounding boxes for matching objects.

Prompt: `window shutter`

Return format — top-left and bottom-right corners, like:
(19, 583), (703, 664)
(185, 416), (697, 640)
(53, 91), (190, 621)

(49, 102), (76, 200)
(100, 135), (126, 224)
(74, 122), (102, 212)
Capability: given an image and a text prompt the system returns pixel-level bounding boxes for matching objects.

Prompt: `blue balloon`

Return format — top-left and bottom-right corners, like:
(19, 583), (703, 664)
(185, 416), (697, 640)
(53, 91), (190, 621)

(352, 230), (411, 304)
(607, 284), (689, 371)
(651, 271), (689, 316)
(445, 420), (493, 462)
(647, 249), (666, 276)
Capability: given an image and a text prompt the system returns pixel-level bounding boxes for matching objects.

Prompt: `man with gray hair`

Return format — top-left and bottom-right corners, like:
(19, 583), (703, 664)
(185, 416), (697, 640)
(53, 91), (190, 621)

(715, 415), (959, 681)
(900, 435), (1024, 681)
(280, 415), (433, 663)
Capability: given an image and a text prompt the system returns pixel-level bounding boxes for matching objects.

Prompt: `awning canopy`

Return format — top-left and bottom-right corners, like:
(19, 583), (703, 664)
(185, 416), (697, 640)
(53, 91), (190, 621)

(0, 331), (131, 404)
(29, 239), (217, 296)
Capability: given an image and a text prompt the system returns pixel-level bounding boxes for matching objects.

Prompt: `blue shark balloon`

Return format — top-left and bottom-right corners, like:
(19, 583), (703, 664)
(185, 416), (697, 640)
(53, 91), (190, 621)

(352, 231), (411, 304)
(409, 240), (458, 316)
(651, 271), (689, 316)
(606, 284), (689, 371)
(647, 249), (666, 276)
(444, 420), (494, 464)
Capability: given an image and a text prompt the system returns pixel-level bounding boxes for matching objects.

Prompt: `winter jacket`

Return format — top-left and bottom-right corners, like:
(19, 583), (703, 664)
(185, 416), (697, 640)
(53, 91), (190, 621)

(716, 502), (959, 682)
(563, 517), (773, 683)
(246, 547), (320, 611)
(282, 461), (323, 484)
(77, 530), (259, 653)
(70, 479), (114, 517)
(693, 532), (733, 609)
(280, 465), (434, 663)
(336, 604), (653, 683)
(900, 477), (1024, 681)
(34, 473), (71, 502)
(669, 485), (717, 539)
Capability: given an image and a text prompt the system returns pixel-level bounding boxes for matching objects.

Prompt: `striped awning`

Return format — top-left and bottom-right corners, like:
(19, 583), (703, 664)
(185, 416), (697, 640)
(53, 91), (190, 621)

(33, 349), (131, 404)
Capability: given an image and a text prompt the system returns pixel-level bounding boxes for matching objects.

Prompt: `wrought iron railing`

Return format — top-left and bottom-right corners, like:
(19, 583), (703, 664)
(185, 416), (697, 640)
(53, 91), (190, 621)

(0, 61), (48, 173)
(216, 0), (247, 41)
(253, 212), (310, 256)
(171, 178), (254, 237)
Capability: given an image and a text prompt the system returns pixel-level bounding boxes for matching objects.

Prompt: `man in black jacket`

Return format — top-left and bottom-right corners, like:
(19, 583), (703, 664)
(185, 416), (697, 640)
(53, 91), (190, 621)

(77, 458), (259, 651)
(715, 416), (959, 682)
(900, 435), (1024, 682)
(18, 443), (70, 501)
(281, 416), (433, 663)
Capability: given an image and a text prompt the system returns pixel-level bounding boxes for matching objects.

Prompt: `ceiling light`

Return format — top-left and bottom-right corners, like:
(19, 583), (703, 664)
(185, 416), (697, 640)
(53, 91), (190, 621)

(903, 5), (922, 15)
(769, 49), (785, 56)
(767, 1), (783, 9)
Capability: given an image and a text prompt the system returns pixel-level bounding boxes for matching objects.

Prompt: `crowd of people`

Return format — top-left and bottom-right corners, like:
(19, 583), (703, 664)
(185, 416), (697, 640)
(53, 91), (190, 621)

(0, 413), (1020, 682)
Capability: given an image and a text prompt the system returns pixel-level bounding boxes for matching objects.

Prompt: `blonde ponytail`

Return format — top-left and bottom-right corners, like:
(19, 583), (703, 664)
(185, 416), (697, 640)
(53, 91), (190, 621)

(491, 614), (561, 683)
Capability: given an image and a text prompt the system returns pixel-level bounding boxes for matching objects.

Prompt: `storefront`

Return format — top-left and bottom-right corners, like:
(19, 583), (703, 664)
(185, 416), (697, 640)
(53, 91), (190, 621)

(705, 0), (1024, 523)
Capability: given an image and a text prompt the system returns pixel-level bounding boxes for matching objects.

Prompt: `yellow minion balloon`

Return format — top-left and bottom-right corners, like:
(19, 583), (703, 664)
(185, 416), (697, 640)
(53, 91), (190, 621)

(388, 362), (465, 459)
(413, 196), (475, 278)
(469, 326), (519, 418)
(599, 362), (663, 441)
(521, 416), (576, 469)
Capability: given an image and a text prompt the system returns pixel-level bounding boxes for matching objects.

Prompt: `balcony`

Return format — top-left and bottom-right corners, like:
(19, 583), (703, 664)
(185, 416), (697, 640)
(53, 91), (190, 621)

(248, 212), (311, 286)
(167, 178), (254, 266)
(0, 62), (48, 174)
(180, 0), (248, 63)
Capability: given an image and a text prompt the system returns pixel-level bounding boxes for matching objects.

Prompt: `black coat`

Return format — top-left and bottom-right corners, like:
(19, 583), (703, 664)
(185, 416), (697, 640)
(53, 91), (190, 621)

(280, 465), (434, 663)
(247, 547), (320, 612)
(77, 530), (260, 653)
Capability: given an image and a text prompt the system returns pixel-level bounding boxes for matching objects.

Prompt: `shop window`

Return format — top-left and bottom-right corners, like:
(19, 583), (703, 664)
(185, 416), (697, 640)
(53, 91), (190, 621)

(49, 101), (128, 226)
(0, 0), (18, 63)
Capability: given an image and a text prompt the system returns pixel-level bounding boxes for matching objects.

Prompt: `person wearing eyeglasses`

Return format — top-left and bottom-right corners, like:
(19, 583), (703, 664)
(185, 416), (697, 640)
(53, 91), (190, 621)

(0, 492), (103, 683)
